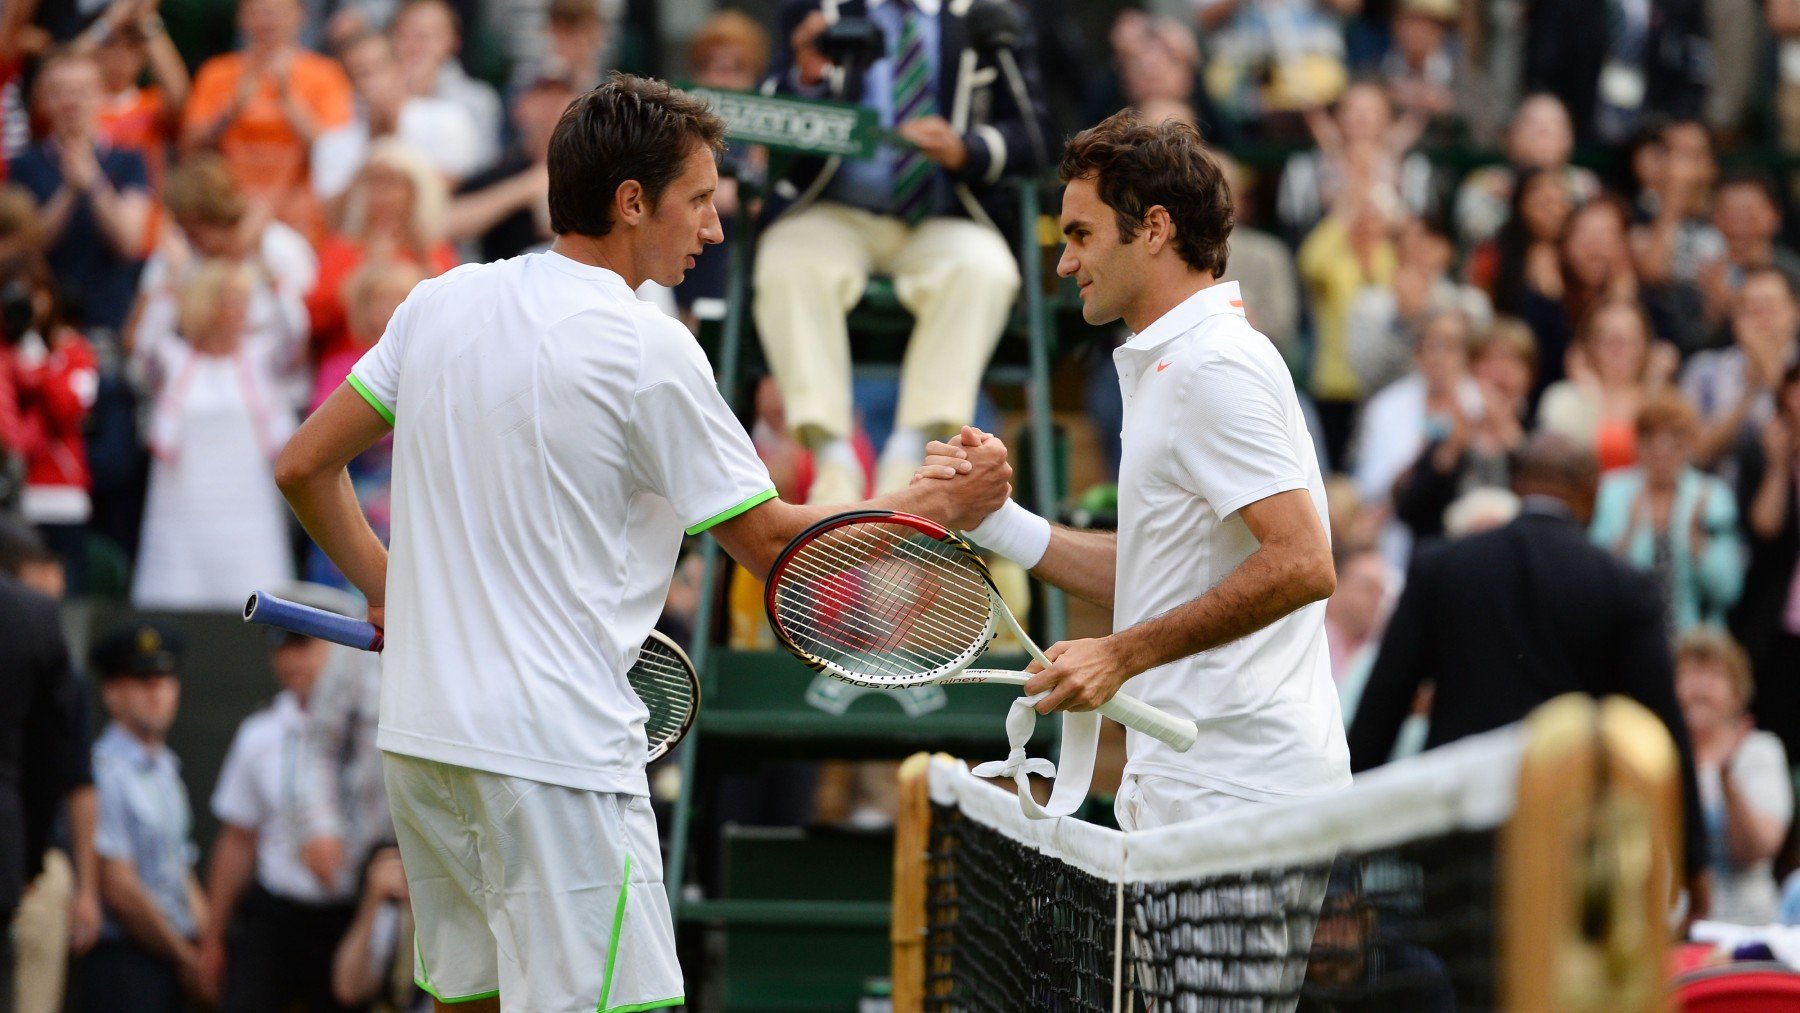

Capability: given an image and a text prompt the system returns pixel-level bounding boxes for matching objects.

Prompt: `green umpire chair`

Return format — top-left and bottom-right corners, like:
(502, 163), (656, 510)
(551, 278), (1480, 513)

(667, 87), (1069, 1011)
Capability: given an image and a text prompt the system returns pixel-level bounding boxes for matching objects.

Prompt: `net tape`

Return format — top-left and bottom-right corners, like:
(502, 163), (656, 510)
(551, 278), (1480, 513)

(923, 724), (1526, 1012)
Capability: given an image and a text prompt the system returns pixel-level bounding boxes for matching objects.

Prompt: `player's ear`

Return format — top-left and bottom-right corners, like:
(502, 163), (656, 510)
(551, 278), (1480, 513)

(1142, 205), (1172, 255)
(614, 179), (646, 225)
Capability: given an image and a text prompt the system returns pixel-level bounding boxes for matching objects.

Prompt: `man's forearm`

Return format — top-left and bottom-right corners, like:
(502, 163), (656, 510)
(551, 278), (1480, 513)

(101, 860), (196, 961)
(69, 785), (99, 898)
(203, 827), (256, 947)
(281, 469), (389, 605)
(1029, 525), (1118, 608)
(1108, 544), (1332, 678)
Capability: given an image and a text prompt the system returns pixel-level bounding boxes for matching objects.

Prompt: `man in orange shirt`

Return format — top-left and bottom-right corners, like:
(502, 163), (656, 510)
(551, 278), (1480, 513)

(181, 0), (353, 242)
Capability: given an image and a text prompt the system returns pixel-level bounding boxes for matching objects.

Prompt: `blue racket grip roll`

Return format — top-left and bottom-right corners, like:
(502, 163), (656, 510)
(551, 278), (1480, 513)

(243, 590), (384, 652)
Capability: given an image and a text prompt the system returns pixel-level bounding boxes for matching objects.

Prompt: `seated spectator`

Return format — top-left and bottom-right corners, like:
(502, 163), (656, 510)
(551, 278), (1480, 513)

(1351, 307), (1484, 562)
(1393, 317), (1536, 542)
(1210, 148), (1302, 364)
(1702, 175), (1800, 328)
(310, 30), (483, 201)
(199, 592), (365, 1011)
(180, 0), (355, 242)
(1733, 362), (1800, 758)
(1675, 627), (1793, 926)
(1348, 213), (1493, 395)
(7, 49), (151, 340)
(754, 0), (1050, 502)
(131, 259), (298, 610)
(1378, 0), (1467, 137)
(1682, 268), (1799, 470)
(74, 0), (190, 198)
(1522, 197), (1639, 397)
(329, 846), (424, 1012)
(1590, 392), (1743, 636)
(1300, 188), (1399, 461)
(446, 75), (573, 263)
(1630, 119), (1726, 357)
(1482, 167), (1574, 323)
(305, 261), (420, 588)
(390, 0), (501, 173)
(1454, 94), (1601, 248)
(1195, 0), (1356, 127)
(1536, 298), (1673, 473)
(75, 622), (205, 1013)
(1277, 81), (1435, 241)
(307, 139), (456, 361)
(0, 255), (98, 589)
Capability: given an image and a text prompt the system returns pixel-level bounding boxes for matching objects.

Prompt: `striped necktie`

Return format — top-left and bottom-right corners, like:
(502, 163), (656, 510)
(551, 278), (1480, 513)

(890, 0), (937, 227)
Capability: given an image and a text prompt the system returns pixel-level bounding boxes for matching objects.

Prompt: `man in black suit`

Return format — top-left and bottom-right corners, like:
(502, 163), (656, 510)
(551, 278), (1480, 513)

(753, 0), (1053, 503)
(1348, 433), (1707, 883)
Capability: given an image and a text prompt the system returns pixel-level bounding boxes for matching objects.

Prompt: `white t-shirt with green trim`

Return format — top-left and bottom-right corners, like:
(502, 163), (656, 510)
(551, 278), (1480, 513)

(348, 251), (773, 795)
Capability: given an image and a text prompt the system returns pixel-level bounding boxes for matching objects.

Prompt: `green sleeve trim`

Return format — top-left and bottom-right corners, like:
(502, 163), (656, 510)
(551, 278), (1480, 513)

(346, 373), (395, 426)
(597, 852), (634, 1011)
(683, 488), (777, 536)
(603, 998), (684, 1013)
(414, 931), (500, 1003)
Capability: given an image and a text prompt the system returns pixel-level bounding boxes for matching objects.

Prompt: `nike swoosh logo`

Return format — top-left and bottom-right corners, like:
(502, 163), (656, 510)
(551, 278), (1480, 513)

(1156, 361), (1172, 372)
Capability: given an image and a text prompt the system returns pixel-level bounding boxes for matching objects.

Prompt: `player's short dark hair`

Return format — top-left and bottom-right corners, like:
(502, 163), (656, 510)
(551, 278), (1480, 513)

(547, 74), (725, 238)
(1059, 109), (1233, 277)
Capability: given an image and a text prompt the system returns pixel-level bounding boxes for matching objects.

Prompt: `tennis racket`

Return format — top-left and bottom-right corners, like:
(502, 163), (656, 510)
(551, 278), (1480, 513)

(243, 590), (700, 761)
(763, 511), (1198, 752)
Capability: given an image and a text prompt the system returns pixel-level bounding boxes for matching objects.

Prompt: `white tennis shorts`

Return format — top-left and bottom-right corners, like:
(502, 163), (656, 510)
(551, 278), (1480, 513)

(382, 752), (683, 1012)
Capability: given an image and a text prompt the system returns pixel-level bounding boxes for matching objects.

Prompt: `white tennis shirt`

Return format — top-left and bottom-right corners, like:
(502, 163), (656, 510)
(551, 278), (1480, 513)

(1112, 280), (1351, 802)
(349, 252), (774, 795)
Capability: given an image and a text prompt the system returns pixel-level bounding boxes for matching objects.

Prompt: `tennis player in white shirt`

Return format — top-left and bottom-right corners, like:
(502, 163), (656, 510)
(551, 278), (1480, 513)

(273, 75), (1010, 1013)
(922, 110), (1352, 833)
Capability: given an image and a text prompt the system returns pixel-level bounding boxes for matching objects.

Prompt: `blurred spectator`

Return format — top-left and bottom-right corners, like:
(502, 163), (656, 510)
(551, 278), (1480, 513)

(180, 0), (355, 241)
(1211, 148), (1303, 364)
(1630, 119), (1725, 357)
(1454, 94), (1601, 249)
(305, 260), (419, 587)
(1393, 317), (1536, 542)
(1351, 307), (1484, 561)
(1521, 197), (1639, 396)
(75, 621), (206, 1013)
(8, 49), (151, 338)
(73, 0), (190, 199)
(131, 259), (298, 609)
(1675, 627), (1792, 925)
(1110, 11), (1201, 113)
(1300, 188), (1399, 462)
(307, 139), (456, 361)
(1682, 267), (1798, 469)
(1537, 298), (1674, 473)
(390, 0), (501, 172)
(1733, 362), (1800, 756)
(199, 598), (364, 1012)
(672, 10), (770, 325)
(1348, 213), (1493, 395)
(1326, 548), (1399, 697)
(310, 31), (483, 201)
(0, 515), (65, 596)
(1526, 0), (1710, 145)
(1482, 167), (1574, 323)
(539, 0), (610, 92)
(1378, 0), (1468, 135)
(756, 0), (1050, 501)
(1590, 392), (1744, 635)
(0, 185), (41, 260)
(1195, 0), (1357, 127)
(329, 846), (423, 1011)
(1706, 0), (1762, 141)
(446, 75), (572, 263)
(1, 255), (98, 588)
(1702, 175), (1800, 327)
(1278, 81), (1435, 240)
(1775, 0), (1800, 158)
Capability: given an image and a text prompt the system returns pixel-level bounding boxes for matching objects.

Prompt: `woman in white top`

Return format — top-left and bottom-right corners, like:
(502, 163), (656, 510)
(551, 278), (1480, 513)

(1676, 627), (1794, 925)
(131, 259), (298, 609)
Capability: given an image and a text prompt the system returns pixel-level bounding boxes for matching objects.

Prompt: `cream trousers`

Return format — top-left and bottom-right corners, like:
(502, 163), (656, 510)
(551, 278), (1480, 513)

(752, 201), (1020, 444)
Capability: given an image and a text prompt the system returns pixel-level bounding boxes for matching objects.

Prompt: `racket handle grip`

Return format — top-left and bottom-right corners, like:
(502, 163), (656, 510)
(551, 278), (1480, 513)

(244, 590), (384, 653)
(1098, 695), (1198, 753)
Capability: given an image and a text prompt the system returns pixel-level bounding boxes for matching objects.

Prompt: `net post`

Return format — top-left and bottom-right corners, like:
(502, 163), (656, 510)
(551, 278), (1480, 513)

(893, 752), (936, 1012)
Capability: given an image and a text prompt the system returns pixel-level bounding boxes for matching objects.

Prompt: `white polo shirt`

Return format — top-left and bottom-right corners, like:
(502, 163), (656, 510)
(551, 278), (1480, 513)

(348, 251), (774, 796)
(1112, 280), (1351, 801)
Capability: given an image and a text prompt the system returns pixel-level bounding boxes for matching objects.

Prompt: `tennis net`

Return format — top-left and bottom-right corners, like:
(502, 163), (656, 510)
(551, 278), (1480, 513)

(891, 694), (1682, 1013)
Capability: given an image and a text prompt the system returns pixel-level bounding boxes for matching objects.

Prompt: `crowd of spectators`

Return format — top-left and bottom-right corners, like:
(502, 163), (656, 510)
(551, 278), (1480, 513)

(4, 0), (1800, 1007)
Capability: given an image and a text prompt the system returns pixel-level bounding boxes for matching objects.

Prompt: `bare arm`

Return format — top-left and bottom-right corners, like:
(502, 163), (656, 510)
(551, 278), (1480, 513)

(99, 857), (200, 964)
(1748, 435), (1792, 541)
(274, 383), (393, 621)
(1025, 526), (1119, 608)
(1720, 762), (1788, 867)
(445, 166), (546, 242)
(143, 21), (192, 130)
(1769, 0), (1800, 36)
(86, 176), (151, 257)
(34, 185), (81, 247)
(1024, 489), (1336, 713)
(196, 822), (256, 998)
(67, 784), (102, 953)
(331, 892), (392, 1005)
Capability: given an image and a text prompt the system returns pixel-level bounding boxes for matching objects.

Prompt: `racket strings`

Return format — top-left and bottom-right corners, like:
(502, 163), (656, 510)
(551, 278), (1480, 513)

(629, 640), (696, 756)
(775, 521), (995, 683)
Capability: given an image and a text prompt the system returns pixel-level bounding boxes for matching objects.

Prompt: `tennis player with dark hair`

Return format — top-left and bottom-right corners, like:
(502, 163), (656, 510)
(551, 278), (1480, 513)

(922, 108), (1351, 832)
(275, 74), (1010, 1012)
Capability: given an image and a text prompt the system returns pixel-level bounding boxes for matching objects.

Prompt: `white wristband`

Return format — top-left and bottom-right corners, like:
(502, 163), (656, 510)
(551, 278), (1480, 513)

(965, 499), (1051, 569)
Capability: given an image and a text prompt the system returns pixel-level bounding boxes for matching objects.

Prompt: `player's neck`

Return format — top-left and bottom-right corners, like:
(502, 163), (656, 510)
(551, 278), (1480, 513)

(1125, 269), (1218, 336)
(551, 233), (643, 289)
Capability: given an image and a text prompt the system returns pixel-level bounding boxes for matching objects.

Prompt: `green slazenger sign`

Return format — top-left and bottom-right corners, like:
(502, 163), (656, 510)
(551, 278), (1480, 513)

(682, 84), (886, 159)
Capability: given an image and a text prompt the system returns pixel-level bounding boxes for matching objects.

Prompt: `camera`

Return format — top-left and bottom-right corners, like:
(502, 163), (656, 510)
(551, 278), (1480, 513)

(817, 16), (886, 73)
